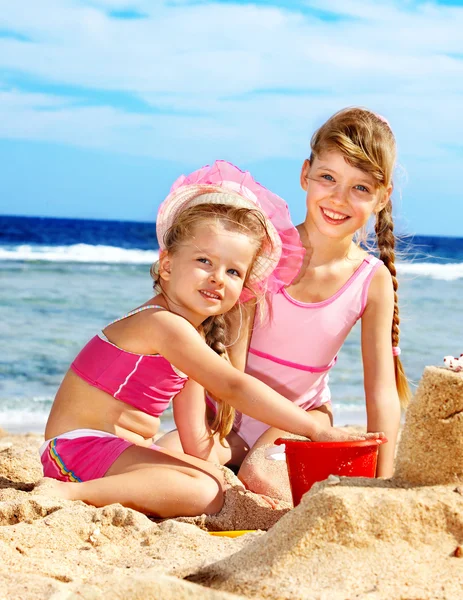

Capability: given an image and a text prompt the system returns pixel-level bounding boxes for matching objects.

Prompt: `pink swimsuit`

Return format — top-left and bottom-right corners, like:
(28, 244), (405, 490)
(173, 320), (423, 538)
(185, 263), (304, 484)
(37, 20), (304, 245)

(40, 306), (188, 482)
(233, 255), (382, 446)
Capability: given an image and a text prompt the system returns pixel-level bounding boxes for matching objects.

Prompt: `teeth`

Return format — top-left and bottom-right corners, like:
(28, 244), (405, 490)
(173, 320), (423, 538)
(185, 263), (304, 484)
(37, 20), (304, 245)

(323, 208), (348, 221)
(201, 290), (220, 299)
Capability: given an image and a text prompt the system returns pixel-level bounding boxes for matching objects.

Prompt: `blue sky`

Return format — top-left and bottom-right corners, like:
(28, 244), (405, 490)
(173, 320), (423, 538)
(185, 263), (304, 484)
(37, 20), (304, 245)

(1, 0), (462, 236)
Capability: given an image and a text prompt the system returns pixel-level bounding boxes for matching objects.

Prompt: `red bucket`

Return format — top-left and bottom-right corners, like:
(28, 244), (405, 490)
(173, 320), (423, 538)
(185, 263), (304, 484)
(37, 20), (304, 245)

(274, 437), (387, 506)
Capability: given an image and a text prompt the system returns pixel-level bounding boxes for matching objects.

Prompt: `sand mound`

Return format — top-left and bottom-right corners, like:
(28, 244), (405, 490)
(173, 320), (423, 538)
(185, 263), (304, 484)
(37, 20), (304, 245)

(187, 368), (463, 599)
(0, 433), (43, 490)
(51, 570), (243, 599)
(177, 465), (291, 531)
(395, 366), (463, 485)
(0, 434), (273, 599)
(0, 485), (257, 598)
(189, 477), (463, 599)
(2, 364), (463, 599)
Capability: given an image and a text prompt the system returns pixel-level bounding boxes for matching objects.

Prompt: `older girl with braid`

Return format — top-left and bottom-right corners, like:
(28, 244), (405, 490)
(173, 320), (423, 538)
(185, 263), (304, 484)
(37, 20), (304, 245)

(159, 109), (409, 499)
(41, 161), (381, 518)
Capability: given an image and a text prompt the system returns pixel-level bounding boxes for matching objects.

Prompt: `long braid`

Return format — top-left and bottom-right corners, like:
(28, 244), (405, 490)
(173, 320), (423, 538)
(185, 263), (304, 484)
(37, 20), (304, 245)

(201, 314), (236, 442)
(150, 260), (162, 294)
(375, 201), (411, 408)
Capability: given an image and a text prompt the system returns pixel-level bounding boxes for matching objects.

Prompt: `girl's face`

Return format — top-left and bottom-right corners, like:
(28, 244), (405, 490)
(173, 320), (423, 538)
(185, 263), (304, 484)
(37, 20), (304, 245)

(301, 150), (391, 240)
(159, 221), (258, 325)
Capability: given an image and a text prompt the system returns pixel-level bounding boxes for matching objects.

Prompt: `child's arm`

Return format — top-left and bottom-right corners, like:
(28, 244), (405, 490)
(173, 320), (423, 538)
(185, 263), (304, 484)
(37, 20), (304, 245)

(172, 379), (221, 463)
(150, 311), (384, 442)
(226, 301), (256, 371)
(171, 304), (255, 463)
(361, 265), (402, 477)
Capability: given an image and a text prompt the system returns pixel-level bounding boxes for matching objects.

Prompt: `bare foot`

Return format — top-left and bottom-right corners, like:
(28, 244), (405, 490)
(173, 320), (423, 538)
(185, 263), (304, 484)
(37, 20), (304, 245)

(256, 494), (280, 509)
(33, 477), (76, 501)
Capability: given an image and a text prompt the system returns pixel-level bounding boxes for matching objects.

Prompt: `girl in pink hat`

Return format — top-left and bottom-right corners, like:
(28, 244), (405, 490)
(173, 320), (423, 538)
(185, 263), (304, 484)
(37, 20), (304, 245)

(161, 108), (410, 499)
(40, 160), (381, 518)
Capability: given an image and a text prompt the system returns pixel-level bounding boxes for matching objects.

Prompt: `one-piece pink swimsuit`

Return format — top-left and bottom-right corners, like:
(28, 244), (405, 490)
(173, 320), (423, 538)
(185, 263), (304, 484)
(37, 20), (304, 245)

(234, 255), (382, 446)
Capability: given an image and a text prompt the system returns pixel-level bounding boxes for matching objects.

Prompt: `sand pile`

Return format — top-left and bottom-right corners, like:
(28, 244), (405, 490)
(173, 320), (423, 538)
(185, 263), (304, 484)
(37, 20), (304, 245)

(190, 478), (463, 599)
(0, 431), (43, 488)
(0, 431), (275, 599)
(177, 464), (291, 531)
(0, 475), (257, 598)
(49, 571), (243, 599)
(395, 366), (463, 485)
(188, 366), (463, 599)
(1, 366), (463, 598)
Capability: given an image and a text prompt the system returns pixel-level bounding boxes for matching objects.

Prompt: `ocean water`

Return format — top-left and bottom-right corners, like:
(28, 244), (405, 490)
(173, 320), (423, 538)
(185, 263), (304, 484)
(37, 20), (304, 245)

(1, 215), (462, 434)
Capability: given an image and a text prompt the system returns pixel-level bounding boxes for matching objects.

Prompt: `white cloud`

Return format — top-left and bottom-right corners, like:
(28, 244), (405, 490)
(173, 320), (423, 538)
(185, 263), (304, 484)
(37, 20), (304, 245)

(0, 0), (462, 164)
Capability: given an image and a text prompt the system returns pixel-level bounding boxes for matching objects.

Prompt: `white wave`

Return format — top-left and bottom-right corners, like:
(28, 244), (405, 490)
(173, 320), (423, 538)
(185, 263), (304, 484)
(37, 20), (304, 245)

(0, 410), (48, 434)
(1, 243), (462, 280)
(397, 261), (463, 281)
(0, 244), (158, 264)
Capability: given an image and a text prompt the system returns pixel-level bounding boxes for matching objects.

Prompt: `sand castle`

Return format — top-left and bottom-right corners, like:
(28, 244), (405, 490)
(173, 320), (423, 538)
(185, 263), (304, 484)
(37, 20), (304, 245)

(395, 366), (463, 485)
(1, 366), (462, 599)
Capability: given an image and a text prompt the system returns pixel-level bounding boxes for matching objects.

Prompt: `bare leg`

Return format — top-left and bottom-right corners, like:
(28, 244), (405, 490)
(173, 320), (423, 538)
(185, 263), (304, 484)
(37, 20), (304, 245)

(238, 405), (333, 501)
(45, 445), (227, 518)
(156, 427), (249, 467)
(237, 426), (293, 502)
(154, 429), (185, 453)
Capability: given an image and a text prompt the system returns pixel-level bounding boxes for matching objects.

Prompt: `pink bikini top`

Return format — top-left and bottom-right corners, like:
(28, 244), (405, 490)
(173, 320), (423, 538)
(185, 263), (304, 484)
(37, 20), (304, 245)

(70, 306), (188, 418)
(245, 255), (383, 409)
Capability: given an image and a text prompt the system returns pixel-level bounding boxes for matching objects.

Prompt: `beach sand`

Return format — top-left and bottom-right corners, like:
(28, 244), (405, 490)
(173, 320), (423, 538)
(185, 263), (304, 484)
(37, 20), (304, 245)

(1, 367), (462, 599)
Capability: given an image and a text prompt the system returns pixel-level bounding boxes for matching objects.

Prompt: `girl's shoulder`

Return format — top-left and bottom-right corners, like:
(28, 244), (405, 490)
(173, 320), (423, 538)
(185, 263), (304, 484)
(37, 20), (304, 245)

(349, 245), (387, 274)
(363, 262), (394, 311)
(130, 304), (198, 332)
(104, 301), (201, 356)
(115, 303), (167, 322)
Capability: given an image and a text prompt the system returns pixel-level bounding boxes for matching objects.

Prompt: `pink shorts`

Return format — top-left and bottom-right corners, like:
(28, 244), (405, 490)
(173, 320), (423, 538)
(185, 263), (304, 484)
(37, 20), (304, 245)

(39, 429), (161, 482)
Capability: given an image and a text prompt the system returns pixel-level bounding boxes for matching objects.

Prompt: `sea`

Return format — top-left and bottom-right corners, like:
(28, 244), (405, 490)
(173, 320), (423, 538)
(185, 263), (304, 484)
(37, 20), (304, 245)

(1, 215), (462, 435)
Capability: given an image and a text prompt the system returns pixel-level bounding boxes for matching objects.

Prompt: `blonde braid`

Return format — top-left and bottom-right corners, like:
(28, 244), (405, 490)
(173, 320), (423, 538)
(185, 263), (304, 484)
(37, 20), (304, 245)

(150, 260), (162, 294)
(375, 201), (411, 408)
(201, 314), (236, 442)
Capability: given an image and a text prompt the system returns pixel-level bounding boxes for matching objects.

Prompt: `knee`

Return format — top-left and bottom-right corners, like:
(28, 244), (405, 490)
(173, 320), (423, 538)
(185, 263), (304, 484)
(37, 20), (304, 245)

(202, 474), (224, 515)
(239, 453), (292, 501)
(238, 459), (268, 493)
(239, 447), (287, 493)
(190, 473), (224, 516)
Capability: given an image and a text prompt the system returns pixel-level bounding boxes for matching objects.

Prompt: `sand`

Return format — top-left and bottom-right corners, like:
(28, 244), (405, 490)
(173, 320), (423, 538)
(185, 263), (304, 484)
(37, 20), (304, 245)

(395, 366), (463, 485)
(1, 367), (463, 599)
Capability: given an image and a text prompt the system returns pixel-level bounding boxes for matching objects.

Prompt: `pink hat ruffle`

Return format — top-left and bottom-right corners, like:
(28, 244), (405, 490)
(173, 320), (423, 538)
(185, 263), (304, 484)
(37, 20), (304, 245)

(164, 160), (305, 298)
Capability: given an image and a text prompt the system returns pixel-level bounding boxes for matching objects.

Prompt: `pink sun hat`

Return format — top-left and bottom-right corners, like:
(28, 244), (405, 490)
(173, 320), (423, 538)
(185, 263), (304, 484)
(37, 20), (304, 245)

(156, 160), (305, 295)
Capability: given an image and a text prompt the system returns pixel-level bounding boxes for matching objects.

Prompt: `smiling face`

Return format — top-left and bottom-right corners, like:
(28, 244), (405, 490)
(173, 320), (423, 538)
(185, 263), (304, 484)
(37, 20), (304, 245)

(158, 220), (258, 325)
(301, 150), (391, 241)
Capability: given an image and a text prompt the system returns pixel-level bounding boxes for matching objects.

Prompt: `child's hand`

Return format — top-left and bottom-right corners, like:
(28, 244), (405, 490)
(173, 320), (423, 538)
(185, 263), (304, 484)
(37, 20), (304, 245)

(311, 427), (386, 443)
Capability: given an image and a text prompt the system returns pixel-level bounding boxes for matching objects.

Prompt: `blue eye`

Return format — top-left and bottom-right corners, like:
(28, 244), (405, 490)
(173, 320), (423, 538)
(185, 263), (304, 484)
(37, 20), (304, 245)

(227, 268), (241, 277)
(321, 174), (335, 182)
(355, 184), (369, 193)
(197, 257), (211, 265)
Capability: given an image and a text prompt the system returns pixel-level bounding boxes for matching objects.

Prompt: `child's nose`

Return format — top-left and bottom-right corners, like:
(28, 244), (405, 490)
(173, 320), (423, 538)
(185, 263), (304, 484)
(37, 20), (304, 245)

(209, 268), (225, 285)
(331, 183), (349, 204)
